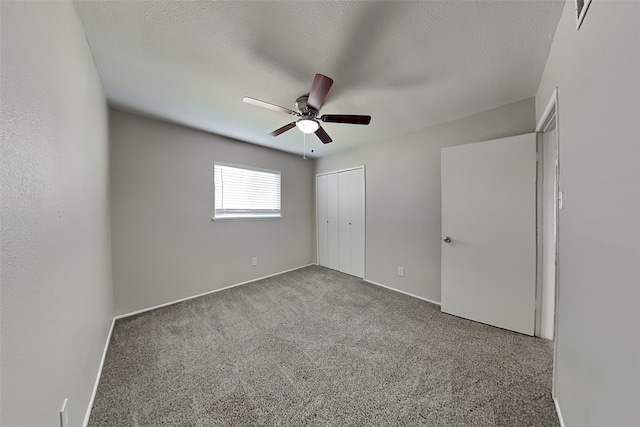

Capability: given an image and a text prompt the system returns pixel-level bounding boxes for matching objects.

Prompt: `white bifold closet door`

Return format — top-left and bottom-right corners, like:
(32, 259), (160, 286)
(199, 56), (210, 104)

(317, 175), (329, 267)
(327, 173), (340, 270)
(317, 167), (365, 278)
(338, 169), (365, 277)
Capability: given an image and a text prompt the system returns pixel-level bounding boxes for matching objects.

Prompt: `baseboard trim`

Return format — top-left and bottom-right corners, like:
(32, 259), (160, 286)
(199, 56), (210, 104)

(83, 316), (116, 427)
(114, 264), (315, 320)
(554, 397), (566, 427)
(363, 279), (441, 306)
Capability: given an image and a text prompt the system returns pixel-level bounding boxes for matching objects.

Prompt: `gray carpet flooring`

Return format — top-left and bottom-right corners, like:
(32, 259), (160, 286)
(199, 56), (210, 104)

(89, 265), (558, 426)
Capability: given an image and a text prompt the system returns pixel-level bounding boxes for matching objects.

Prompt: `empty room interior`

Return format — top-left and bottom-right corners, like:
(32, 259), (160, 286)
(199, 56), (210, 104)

(2, 1), (639, 426)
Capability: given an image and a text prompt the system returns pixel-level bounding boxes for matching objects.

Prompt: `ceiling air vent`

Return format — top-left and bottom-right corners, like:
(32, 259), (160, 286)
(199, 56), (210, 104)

(575, 0), (592, 30)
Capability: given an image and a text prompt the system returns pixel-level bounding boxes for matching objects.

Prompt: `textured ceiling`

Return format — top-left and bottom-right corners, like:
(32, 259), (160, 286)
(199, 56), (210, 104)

(75, 0), (563, 158)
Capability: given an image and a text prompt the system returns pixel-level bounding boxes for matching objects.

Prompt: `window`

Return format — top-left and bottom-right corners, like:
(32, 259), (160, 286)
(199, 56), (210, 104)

(214, 162), (281, 220)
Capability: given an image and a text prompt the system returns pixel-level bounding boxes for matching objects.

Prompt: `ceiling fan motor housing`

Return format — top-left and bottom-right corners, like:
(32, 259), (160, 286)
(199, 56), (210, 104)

(295, 95), (318, 117)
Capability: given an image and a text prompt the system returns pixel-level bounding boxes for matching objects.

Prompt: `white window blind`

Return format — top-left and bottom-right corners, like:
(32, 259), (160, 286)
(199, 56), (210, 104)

(214, 162), (281, 219)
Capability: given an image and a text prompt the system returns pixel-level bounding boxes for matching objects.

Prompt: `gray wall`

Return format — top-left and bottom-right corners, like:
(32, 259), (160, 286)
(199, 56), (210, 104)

(536, 1), (640, 425)
(110, 110), (315, 315)
(0, 2), (113, 426)
(316, 98), (535, 303)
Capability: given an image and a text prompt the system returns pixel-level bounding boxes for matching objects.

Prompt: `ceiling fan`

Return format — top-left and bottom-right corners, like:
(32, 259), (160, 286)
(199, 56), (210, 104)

(243, 73), (371, 144)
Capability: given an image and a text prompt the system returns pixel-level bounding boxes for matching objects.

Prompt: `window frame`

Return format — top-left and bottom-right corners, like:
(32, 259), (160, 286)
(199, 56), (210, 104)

(212, 161), (282, 221)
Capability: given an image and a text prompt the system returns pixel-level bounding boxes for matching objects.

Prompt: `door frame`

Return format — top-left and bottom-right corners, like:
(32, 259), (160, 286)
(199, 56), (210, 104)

(315, 165), (366, 276)
(535, 88), (560, 398)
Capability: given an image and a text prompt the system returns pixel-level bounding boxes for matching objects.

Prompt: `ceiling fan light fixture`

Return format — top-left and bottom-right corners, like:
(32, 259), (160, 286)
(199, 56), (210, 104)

(296, 118), (319, 134)
(244, 73), (369, 145)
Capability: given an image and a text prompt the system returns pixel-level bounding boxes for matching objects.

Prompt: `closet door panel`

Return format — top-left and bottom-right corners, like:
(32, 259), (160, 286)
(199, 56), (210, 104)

(327, 172), (340, 270)
(339, 171), (352, 274)
(317, 174), (328, 267)
(350, 169), (365, 278)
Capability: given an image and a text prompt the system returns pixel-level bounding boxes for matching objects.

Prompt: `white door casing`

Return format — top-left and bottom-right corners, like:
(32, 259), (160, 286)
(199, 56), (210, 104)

(540, 125), (558, 340)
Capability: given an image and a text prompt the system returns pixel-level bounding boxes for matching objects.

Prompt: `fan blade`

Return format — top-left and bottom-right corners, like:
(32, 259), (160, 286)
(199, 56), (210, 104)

(243, 97), (299, 116)
(314, 125), (333, 144)
(320, 114), (371, 125)
(269, 122), (296, 136)
(307, 74), (334, 110)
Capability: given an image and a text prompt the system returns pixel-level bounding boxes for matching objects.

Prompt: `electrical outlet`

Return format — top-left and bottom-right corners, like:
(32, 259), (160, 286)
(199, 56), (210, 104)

(252, 257), (258, 267)
(60, 398), (69, 427)
(397, 266), (405, 277)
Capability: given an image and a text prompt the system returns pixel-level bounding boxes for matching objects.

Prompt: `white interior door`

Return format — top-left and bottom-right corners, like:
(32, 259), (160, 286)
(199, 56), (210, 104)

(441, 133), (536, 335)
(317, 174), (328, 267)
(326, 172), (340, 270)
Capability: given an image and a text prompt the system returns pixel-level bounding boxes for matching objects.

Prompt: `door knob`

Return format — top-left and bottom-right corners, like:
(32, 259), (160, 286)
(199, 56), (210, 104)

(443, 236), (452, 243)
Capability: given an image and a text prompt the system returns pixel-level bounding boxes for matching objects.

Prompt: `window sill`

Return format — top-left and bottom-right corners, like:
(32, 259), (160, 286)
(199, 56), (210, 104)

(211, 215), (283, 222)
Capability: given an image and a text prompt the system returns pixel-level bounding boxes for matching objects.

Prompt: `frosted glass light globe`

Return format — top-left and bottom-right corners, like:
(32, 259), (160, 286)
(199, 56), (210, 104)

(296, 118), (319, 134)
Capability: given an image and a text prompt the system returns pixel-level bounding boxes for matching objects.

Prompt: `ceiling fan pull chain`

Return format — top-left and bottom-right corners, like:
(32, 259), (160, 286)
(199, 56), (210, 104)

(303, 133), (306, 160)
